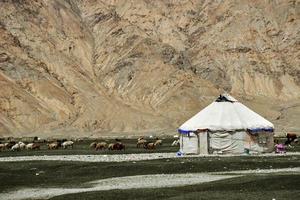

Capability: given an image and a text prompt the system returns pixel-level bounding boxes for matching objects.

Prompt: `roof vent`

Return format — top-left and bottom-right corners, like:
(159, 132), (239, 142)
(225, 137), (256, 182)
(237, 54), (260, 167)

(215, 93), (238, 103)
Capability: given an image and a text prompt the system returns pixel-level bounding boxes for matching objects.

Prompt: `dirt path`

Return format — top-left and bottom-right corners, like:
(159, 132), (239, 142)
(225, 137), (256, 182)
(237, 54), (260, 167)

(1, 167), (299, 200)
(1, 152), (300, 163)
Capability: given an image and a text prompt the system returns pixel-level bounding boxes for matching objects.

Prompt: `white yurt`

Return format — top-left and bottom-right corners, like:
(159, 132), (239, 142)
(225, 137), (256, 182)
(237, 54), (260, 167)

(178, 94), (274, 154)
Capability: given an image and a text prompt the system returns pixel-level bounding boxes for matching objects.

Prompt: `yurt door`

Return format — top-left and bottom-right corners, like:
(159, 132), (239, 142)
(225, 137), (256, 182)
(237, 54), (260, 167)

(181, 132), (199, 154)
(199, 131), (208, 154)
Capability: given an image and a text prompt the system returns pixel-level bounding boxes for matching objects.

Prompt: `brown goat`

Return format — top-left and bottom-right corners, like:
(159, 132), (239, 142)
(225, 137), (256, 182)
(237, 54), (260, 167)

(89, 142), (97, 149)
(108, 142), (125, 151)
(154, 139), (163, 146)
(48, 143), (59, 150)
(144, 142), (156, 150)
(95, 142), (108, 151)
(32, 143), (41, 150)
(137, 138), (147, 148)
(0, 144), (5, 151)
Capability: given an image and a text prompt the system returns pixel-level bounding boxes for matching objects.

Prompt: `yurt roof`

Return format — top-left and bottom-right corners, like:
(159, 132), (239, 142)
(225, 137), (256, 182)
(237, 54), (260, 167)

(178, 94), (274, 134)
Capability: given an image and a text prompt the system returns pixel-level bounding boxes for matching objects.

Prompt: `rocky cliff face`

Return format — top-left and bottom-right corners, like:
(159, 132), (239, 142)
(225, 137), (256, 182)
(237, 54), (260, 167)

(0, 0), (299, 137)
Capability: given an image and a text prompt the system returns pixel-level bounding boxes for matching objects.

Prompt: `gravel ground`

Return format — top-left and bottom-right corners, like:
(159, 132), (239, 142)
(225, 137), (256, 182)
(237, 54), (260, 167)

(1, 167), (299, 200)
(214, 167), (300, 174)
(0, 153), (176, 162)
(0, 152), (300, 163)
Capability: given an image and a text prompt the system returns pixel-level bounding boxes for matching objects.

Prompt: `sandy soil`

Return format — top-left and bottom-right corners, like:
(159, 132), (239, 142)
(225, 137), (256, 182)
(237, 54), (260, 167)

(1, 152), (300, 163)
(1, 167), (299, 200)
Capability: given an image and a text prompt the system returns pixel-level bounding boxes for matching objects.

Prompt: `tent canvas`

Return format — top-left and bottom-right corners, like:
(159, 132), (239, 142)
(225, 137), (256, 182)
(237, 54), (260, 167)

(178, 94), (274, 154)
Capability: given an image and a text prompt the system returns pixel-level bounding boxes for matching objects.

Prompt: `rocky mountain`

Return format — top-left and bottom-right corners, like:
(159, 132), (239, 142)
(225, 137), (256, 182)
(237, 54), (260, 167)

(0, 0), (299, 137)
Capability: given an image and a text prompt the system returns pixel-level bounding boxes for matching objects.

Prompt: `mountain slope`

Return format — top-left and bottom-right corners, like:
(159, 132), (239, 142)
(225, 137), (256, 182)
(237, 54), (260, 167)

(0, 0), (299, 137)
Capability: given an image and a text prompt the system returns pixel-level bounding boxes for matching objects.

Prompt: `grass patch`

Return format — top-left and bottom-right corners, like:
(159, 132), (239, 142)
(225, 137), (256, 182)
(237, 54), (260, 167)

(51, 174), (300, 200)
(0, 155), (299, 193)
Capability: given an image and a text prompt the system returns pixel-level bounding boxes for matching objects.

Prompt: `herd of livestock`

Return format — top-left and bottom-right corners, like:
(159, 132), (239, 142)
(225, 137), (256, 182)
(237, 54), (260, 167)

(89, 137), (172, 151)
(0, 137), (180, 152)
(0, 140), (74, 151)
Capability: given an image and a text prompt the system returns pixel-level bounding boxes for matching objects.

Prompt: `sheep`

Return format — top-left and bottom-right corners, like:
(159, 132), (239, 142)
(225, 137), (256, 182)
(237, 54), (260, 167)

(108, 142), (125, 151)
(11, 143), (21, 151)
(0, 144), (5, 151)
(89, 142), (97, 149)
(143, 138), (163, 150)
(114, 142), (125, 151)
(32, 143), (41, 150)
(62, 141), (74, 149)
(108, 143), (114, 150)
(95, 142), (108, 151)
(48, 142), (59, 150)
(137, 137), (147, 148)
(154, 138), (163, 146)
(18, 142), (26, 150)
(26, 143), (41, 150)
(56, 139), (67, 148)
(26, 143), (34, 150)
(144, 142), (156, 150)
(5, 141), (16, 149)
(285, 133), (298, 146)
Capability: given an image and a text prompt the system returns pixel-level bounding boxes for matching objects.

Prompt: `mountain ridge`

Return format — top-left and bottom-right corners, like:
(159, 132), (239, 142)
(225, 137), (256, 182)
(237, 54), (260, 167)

(0, 0), (299, 137)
